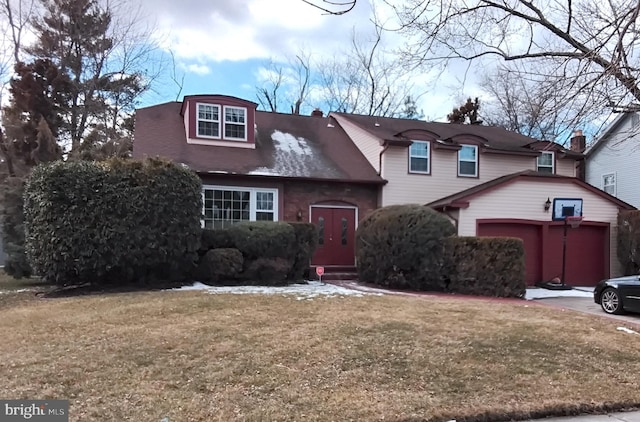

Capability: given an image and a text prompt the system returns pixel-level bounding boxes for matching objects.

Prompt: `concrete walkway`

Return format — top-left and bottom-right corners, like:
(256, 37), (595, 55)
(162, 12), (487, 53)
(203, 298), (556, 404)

(521, 411), (640, 421)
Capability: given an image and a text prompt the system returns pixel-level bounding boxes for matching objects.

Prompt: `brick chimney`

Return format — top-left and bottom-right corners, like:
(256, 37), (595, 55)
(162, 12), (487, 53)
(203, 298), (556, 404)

(570, 129), (586, 153)
(311, 108), (323, 118)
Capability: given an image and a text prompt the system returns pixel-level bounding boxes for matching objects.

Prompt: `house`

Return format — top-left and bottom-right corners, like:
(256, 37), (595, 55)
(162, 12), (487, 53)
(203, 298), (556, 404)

(134, 95), (633, 286)
(329, 114), (634, 286)
(133, 95), (385, 269)
(585, 112), (640, 208)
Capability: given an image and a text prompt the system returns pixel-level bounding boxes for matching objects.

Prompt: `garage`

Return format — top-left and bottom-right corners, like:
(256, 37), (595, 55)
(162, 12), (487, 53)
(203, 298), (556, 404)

(427, 171), (635, 286)
(477, 220), (608, 286)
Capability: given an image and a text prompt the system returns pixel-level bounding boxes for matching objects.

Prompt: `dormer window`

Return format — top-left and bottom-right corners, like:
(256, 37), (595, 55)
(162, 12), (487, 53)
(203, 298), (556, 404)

(197, 103), (220, 138)
(183, 95), (257, 148)
(224, 106), (247, 140)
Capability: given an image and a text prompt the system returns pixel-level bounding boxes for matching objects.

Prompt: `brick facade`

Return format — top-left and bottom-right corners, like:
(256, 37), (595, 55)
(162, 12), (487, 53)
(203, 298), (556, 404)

(282, 180), (379, 223)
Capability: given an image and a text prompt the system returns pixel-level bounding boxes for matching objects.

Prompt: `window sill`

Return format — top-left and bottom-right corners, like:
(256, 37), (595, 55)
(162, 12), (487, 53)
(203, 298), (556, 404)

(187, 138), (255, 149)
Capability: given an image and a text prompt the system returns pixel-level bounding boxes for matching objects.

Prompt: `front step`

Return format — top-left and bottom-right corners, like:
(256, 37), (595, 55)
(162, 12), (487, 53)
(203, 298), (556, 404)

(310, 266), (358, 281)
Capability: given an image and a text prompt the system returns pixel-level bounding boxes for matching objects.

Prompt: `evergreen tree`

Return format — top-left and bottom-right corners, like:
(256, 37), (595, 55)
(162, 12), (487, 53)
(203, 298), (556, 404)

(447, 97), (483, 125)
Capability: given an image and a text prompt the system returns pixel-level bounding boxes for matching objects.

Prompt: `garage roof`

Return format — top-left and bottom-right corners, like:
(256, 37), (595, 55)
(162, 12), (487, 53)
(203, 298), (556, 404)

(427, 171), (636, 210)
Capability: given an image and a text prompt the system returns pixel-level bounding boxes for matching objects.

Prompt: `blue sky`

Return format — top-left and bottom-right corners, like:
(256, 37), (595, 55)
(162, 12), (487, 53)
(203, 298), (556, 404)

(136, 0), (484, 121)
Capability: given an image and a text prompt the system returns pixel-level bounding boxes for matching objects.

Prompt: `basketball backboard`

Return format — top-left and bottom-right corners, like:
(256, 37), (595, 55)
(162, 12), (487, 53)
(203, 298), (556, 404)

(552, 198), (583, 221)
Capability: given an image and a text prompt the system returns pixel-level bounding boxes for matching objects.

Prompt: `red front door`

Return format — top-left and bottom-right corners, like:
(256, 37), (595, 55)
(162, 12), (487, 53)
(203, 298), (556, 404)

(311, 207), (356, 266)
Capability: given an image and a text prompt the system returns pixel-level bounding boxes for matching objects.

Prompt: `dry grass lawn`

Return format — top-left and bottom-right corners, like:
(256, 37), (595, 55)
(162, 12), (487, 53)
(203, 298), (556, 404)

(1, 288), (639, 422)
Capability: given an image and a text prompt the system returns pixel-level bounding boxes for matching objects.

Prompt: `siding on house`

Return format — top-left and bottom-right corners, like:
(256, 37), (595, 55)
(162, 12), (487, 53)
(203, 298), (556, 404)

(331, 114), (383, 173)
(380, 147), (576, 206)
(456, 179), (622, 277)
(586, 117), (640, 207)
(555, 158), (577, 177)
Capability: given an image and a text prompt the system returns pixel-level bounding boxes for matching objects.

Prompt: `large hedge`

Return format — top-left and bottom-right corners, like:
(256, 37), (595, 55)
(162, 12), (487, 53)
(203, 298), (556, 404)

(0, 177), (32, 278)
(617, 210), (640, 275)
(24, 157), (203, 286)
(355, 204), (456, 290)
(443, 237), (526, 298)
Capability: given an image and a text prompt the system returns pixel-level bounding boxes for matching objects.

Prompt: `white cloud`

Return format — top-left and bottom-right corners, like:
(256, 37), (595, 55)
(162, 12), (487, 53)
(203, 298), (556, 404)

(185, 63), (211, 75)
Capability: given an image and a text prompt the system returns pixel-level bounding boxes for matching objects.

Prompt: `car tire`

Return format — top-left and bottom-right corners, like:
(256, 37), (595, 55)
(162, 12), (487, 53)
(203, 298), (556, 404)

(600, 287), (623, 315)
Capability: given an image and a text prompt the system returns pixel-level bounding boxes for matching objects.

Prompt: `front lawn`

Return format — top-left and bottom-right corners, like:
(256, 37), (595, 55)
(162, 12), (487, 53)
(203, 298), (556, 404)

(1, 289), (639, 421)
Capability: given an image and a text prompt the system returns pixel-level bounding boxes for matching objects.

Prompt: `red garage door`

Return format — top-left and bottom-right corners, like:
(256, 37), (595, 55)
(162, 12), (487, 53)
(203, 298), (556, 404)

(477, 222), (542, 286)
(477, 220), (608, 287)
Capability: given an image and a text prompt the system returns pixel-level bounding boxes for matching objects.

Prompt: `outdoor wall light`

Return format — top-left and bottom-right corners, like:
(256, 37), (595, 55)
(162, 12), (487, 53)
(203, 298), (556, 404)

(296, 210), (303, 221)
(544, 197), (552, 212)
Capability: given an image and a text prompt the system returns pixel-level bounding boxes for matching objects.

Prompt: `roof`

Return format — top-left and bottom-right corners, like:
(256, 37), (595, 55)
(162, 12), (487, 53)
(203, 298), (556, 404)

(133, 102), (385, 185)
(426, 170), (635, 210)
(332, 113), (583, 159)
(585, 113), (629, 157)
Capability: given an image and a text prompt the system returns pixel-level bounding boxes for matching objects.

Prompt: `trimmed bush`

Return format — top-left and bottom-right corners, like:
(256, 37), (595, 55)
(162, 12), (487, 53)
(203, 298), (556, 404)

(227, 221), (296, 260)
(287, 222), (318, 281)
(199, 228), (235, 254)
(617, 210), (640, 275)
(0, 177), (32, 278)
(244, 257), (292, 285)
(355, 204), (456, 290)
(196, 248), (244, 284)
(24, 157), (202, 286)
(443, 237), (526, 298)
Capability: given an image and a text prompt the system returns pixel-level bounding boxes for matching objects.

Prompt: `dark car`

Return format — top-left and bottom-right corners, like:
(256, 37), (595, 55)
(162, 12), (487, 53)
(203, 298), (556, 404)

(594, 275), (640, 315)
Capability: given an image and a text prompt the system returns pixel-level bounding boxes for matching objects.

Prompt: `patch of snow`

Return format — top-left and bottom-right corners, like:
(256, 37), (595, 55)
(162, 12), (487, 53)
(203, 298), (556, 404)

(271, 131), (313, 155)
(246, 168), (279, 176)
(247, 130), (343, 178)
(0, 288), (33, 295)
(617, 326), (639, 335)
(525, 287), (594, 300)
(171, 280), (383, 300)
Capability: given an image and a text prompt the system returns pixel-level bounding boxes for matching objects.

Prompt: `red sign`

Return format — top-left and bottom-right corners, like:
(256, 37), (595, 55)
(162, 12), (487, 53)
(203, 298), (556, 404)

(316, 266), (325, 277)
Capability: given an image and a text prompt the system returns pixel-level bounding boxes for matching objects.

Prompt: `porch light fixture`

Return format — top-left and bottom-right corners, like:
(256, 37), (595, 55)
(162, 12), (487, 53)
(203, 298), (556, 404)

(544, 197), (551, 212)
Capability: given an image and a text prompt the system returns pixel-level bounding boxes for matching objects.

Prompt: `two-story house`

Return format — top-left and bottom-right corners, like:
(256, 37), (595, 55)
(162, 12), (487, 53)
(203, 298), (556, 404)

(134, 95), (633, 286)
(329, 114), (634, 285)
(585, 112), (640, 208)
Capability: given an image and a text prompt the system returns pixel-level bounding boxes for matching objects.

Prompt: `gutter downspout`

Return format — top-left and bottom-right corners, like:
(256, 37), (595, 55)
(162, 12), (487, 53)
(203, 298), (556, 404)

(378, 144), (389, 176)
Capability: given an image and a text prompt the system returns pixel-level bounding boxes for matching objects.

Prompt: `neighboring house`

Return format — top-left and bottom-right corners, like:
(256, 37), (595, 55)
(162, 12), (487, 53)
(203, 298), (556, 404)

(133, 95), (385, 269)
(585, 112), (640, 208)
(330, 113), (633, 286)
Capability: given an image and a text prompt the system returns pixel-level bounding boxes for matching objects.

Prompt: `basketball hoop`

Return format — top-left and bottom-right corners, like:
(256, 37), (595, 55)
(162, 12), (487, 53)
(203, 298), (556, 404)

(566, 216), (583, 229)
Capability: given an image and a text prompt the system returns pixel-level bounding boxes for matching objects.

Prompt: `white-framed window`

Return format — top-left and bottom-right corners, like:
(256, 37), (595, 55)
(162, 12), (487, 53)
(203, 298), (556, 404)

(197, 103), (220, 138)
(602, 173), (616, 196)
(537, 151), (555, 174)
(224, 106), (247, 140)
(458, 145), (478, 177)
(202, 186), (278, 229)
(409, 141), (430, 174)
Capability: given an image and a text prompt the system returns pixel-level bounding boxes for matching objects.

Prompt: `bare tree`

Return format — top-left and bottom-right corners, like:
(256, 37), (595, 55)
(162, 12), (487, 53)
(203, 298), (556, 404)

(318, 23), (415, 116)
(256, 53), (312, 115)
(388, 0), (640, 115)
(479, 62), (608, 141)
(256, 60), (285, 113)
(301, 0), (356, 15)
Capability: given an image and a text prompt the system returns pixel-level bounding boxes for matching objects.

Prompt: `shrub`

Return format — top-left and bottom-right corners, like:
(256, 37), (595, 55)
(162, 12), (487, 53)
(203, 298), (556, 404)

(199, 228), (235, 255)
(227, 221), (296, 260)
(243, 257), (292, 285)
(195, 248), (244, 284)
(0, 177), (32, 278)
(24, 157), (202, 286)
(355, 204), (456, 290)
(443, 237), (526, 298)
(287, 222), (318, 281)
(617, 210), (640, 275)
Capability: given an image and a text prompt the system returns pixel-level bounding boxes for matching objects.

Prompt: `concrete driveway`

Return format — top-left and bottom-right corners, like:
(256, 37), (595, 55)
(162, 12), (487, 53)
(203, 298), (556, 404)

(537, 295), (640, 326)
